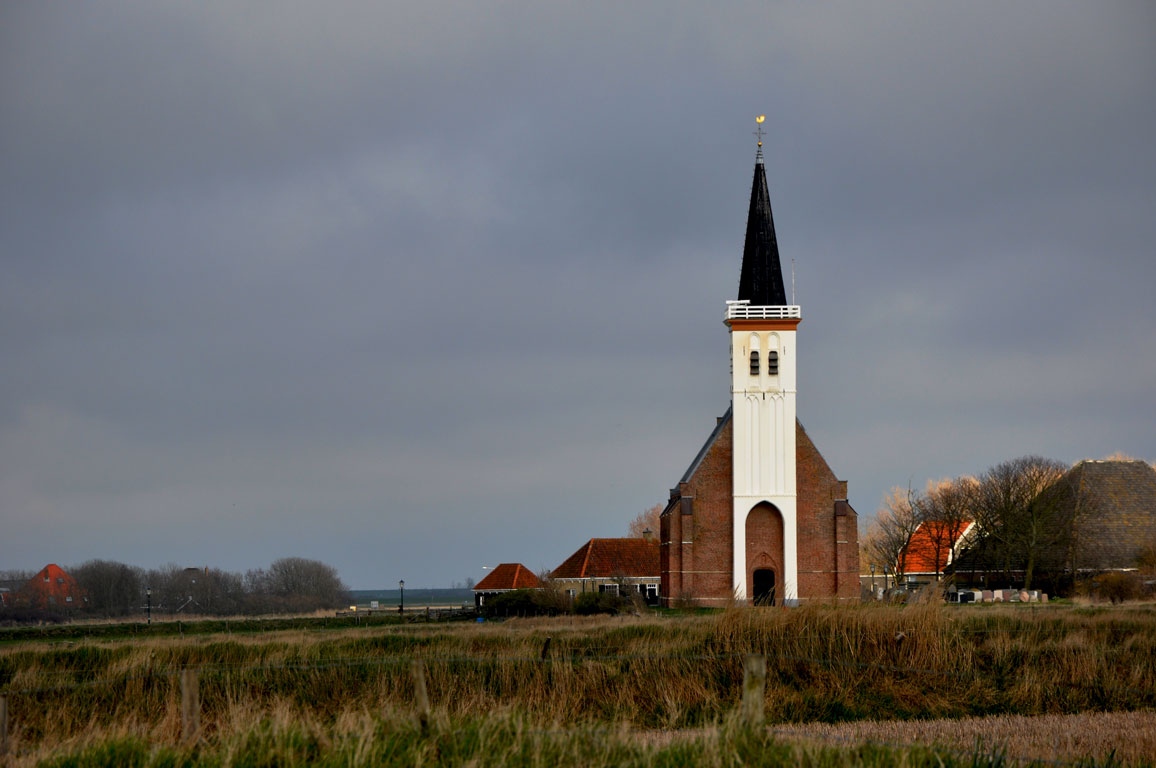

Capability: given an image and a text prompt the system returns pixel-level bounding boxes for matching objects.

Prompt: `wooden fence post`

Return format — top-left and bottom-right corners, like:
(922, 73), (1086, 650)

(540, 637), (552, 661)
(181, 669), (200, 744)
(742, 654), (766, 728)
(411, 661), (430, 735)
(1, 694), (9, 758)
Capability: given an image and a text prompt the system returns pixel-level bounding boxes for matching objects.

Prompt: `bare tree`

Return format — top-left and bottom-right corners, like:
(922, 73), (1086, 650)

(71, 559), (143, 617)
(265, 557), (350, 611)
(144, 563), (191, 613)
(972, 456), (1069, 589)
(190, 568), (245, 614)
(919, 477), (979, 582)
(0, 569), (35, 583)
(627, 504), (663, 539)
(864, 486), (923, 583)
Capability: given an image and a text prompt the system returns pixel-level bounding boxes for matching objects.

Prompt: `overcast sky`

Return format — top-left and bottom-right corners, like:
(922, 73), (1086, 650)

(3, 3), (1154, 589)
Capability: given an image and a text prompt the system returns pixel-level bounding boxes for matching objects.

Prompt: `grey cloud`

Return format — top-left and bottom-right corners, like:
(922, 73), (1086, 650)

(2, 2), (1154, 587)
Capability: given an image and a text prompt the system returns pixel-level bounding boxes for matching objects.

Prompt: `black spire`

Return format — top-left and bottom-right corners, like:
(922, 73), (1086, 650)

(736, 152), (787, 306)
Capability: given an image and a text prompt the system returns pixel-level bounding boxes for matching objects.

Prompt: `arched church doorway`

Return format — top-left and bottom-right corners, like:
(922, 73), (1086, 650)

(752, 568), (776, 605)
(746, 502), (785, 605)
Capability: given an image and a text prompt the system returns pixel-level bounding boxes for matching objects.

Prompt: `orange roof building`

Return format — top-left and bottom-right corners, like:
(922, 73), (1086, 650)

(16, 564), (86, 612)
(550, 538), (661, 603)
(474, 563), (541, 592)
(899, 521), (975, 579)
(472, 563), (541, 608)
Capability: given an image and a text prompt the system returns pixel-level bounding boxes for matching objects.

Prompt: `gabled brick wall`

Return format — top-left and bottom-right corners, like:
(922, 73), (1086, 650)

(796, 423), (860, 601)
(661, 416), (859, 605)
(661, 414), (733, 605)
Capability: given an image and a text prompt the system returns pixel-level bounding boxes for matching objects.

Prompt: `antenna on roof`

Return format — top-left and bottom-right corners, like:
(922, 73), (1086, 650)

(792, 257), (796, 305)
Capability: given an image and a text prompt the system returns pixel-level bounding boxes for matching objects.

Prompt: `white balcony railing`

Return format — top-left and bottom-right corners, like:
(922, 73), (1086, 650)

(725, 300), (801, 320)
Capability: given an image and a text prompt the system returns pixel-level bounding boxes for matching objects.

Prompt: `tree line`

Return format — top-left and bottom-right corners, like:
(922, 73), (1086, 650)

(0, 557), (349, 622)
(863, 455), (1081, 591)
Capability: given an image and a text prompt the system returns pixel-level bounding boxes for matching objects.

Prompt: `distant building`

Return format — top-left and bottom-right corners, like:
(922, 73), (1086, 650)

(947, 460), (1156, 589)
(472, 563), (541, 609)
(1055, 459), (1156, 572)
(14, 564), (86, 612)
(550, 538), (660, 605)
(898, 520), (975, 585)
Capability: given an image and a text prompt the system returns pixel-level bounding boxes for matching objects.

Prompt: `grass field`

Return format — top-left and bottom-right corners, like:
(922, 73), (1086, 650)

(2, 601), (1154, 766)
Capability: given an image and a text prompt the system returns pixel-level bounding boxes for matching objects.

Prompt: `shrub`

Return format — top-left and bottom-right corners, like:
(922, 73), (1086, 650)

(1094, 572), (1142, 603)
(481, 589), (555, 618)
(573, 591), (629, 615)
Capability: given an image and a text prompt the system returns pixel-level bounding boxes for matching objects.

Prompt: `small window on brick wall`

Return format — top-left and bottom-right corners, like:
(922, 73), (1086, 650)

(767, 350), (779, 375)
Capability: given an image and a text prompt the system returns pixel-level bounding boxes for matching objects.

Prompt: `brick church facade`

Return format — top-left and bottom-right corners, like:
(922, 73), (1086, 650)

(659, 133), (859, 606)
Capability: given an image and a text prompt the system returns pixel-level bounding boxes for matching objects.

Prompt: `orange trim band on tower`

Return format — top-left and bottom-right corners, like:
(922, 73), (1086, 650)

(726, 318), (801, 331)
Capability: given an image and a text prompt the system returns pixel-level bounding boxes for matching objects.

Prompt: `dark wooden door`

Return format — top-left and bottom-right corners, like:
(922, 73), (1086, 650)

(752, 569), (776, 605)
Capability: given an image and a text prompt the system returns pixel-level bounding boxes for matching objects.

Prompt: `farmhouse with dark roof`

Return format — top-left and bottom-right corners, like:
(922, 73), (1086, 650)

(1059, 459), (1156, 572)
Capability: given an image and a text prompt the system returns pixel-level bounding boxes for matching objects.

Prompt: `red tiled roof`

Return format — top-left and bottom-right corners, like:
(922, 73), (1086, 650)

(19, 563), (85, 609)
(473, 563), (541, 591)
(901, 521), (974, 574)
(550, 538), (660, 579)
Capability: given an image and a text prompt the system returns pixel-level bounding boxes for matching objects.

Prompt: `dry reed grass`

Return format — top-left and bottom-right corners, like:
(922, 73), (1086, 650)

(769, 709), (1156, 764)
(2, 602), (1154, 764)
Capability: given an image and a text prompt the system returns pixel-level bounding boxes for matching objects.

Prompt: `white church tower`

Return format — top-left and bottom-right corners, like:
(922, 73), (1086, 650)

(726, 122), (801, 603)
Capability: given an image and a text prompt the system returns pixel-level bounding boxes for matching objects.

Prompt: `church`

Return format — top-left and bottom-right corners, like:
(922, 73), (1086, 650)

(659, 130), (860, 606)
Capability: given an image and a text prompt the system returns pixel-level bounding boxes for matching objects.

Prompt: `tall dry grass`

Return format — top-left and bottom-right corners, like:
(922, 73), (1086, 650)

(1, 603), (1154, 761)
(770, 710), (1156, 765)
(18, 708), (1098, 768)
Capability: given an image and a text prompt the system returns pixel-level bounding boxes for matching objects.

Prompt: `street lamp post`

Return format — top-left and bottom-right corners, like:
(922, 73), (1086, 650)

(399, 579), (405, 615)
(146, 587), (152, 625)
(870, 564), (876, 595)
